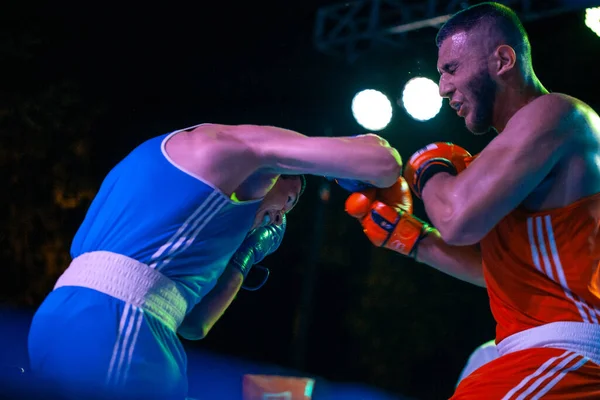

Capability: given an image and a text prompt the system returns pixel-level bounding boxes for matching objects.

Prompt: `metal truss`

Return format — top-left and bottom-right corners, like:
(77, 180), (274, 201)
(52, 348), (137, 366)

(314, 0), (600, 62)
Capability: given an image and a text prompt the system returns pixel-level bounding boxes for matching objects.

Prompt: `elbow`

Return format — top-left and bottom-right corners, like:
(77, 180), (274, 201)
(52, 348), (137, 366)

(437, 222), (465, 246)
(433, 203), (482, 246)
(436, 218), (483, 246)
(423, 181), (483, 246)
(177, 324), (210, 341)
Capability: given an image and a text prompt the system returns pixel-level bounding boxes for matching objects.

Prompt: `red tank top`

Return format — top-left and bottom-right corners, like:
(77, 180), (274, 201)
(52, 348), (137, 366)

(481, 193), (600, 343)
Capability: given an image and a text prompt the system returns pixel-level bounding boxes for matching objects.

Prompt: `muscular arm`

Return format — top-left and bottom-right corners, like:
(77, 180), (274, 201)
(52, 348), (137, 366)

(177, 265), (243, 341)
(422, 94), (579, 245)
(243, 127), (403, 188)
(172, 124), (403, 194)
(415, 230), (486, 288)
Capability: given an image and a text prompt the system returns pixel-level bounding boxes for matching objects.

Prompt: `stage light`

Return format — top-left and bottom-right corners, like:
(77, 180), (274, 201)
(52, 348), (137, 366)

(351, 89), (393, 131)
(585, 7), (600, 38)
(401, 77), (443, 122)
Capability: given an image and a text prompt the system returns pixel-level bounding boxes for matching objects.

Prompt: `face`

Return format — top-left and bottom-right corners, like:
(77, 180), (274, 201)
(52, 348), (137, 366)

(437, 31), (498, 134)
(252, 176), (302, 229)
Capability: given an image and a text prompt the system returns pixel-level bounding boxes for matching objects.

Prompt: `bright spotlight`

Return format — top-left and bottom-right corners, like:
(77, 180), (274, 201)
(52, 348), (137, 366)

(586, 7), (600, 38)
(351, 89), (393, 131)
(401, 77), (443, 122)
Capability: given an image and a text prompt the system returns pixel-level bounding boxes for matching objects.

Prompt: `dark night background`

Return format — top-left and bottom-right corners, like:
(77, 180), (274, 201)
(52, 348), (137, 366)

(1, 1), (599, 399)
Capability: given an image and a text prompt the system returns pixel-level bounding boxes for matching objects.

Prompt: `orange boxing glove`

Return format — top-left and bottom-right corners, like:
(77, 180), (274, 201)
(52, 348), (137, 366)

(403, 142), (472, 198)
(345, 178), (432, 256)
(377, 176), (413, 214)
(345, 178), (412, 217)
(464, 153), (480, 168)
(345, 188), (377, 219)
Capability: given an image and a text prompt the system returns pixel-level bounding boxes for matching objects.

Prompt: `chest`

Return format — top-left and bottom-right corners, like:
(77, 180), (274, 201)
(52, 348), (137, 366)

(521, 155), (600, 211)
(520, 172), (557, 210)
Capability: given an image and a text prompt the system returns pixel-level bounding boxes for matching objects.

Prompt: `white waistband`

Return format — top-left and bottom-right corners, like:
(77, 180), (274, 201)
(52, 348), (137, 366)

(54, 251), (188, 332)
(497, 321), (600, 365)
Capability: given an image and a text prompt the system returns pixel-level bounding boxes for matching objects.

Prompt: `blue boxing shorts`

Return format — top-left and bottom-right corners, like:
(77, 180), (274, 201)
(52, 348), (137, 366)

(28, 251), (189, 400)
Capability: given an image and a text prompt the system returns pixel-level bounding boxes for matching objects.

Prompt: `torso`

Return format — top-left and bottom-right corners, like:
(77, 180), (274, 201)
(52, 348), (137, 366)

(71, 129), (262, 312)
(521, 96), (600, 212)
(481, 96), (600, 343)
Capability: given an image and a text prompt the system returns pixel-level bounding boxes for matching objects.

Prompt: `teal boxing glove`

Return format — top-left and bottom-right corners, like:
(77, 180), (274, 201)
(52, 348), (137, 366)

(230, 214), (287, 291)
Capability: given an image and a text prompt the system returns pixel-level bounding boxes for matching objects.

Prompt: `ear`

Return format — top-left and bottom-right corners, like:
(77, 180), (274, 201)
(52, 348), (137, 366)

(493, 44), (517, 76)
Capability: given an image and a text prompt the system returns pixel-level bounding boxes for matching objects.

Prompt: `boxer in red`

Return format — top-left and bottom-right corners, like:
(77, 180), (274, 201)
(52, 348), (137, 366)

(344, 2), (600, 398)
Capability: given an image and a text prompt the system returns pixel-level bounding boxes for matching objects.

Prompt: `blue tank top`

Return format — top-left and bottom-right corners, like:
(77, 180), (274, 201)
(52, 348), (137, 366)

(70, 127), (262, 308)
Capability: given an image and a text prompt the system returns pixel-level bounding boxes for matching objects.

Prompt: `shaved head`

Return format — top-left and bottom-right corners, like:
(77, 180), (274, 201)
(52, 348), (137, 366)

(436, 2), (531, 68)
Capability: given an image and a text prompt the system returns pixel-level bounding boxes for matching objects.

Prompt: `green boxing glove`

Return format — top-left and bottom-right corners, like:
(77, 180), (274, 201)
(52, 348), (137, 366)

(230, 214), (287, 291)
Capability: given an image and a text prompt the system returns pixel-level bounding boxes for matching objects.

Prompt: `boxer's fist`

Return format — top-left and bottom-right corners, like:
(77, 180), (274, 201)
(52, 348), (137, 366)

(345, 188), (377, 219)
(345, 177), (429, 257)
(376, 177), (414, 214)
(358, 201), (430, 256)
(344, 177), (412, 218)
(404, 142), (472, 198)
(231, 215), (287, 291)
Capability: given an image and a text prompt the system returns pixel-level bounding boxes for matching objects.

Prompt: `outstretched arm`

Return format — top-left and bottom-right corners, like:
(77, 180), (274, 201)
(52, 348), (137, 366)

(167, 124), (403, 195)
(241, 127), (403, 188)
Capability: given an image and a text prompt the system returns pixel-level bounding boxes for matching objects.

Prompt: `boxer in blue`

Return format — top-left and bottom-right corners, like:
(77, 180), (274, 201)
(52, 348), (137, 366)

(27, 123), (402, 399)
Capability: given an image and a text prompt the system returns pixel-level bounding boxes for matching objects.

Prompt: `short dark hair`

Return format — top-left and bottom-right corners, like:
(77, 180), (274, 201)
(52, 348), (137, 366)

(280, 174), (306, 197)
(436, 2), (531, 62)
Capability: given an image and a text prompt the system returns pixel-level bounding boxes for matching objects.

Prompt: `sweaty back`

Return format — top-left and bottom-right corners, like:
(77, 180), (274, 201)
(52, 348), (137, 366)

(70, 126), (261, 310)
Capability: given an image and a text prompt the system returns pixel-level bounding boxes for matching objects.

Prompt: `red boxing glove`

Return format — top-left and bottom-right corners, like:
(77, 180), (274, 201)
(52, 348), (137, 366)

(377, 177), (413, 214)
(464, 153), (479, 168)
(345, 178), (431, 256)
(345, 188), (377, 219)
(345, 178), (413, 217)
(403, 142), (472, 198)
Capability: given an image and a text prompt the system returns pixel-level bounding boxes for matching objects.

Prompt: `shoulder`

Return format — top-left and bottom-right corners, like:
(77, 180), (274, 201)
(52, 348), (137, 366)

(169, 123), (259, 159)
(523, 93), (596, 128)
(178, 123), (292, 156)
(505, 93), (592, 147)
(512, 93), (578, 126)
(163, 123), (266, 195)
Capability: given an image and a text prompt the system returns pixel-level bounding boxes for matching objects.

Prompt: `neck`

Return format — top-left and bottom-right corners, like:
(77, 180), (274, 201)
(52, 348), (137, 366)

(493, 76), (548, 133)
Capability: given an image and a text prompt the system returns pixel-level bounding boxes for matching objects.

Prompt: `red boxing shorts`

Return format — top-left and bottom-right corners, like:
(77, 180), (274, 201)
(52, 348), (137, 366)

(452, 322), (600, 399)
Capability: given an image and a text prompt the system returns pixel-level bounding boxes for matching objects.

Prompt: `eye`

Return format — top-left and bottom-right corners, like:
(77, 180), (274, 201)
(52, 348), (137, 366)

(443, 67), (456, 76)
(441, 62), (458, 75)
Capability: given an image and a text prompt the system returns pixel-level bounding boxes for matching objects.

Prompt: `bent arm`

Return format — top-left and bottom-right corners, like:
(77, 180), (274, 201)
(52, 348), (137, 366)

(422, 94), (578, 245)
(177, 265), (243, 340)
(415, 229), (486, 288)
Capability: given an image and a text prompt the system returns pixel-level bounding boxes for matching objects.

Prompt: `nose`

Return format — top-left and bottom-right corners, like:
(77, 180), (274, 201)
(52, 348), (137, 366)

(272, 210), (284, 226)
(438, 76), (453, 99)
